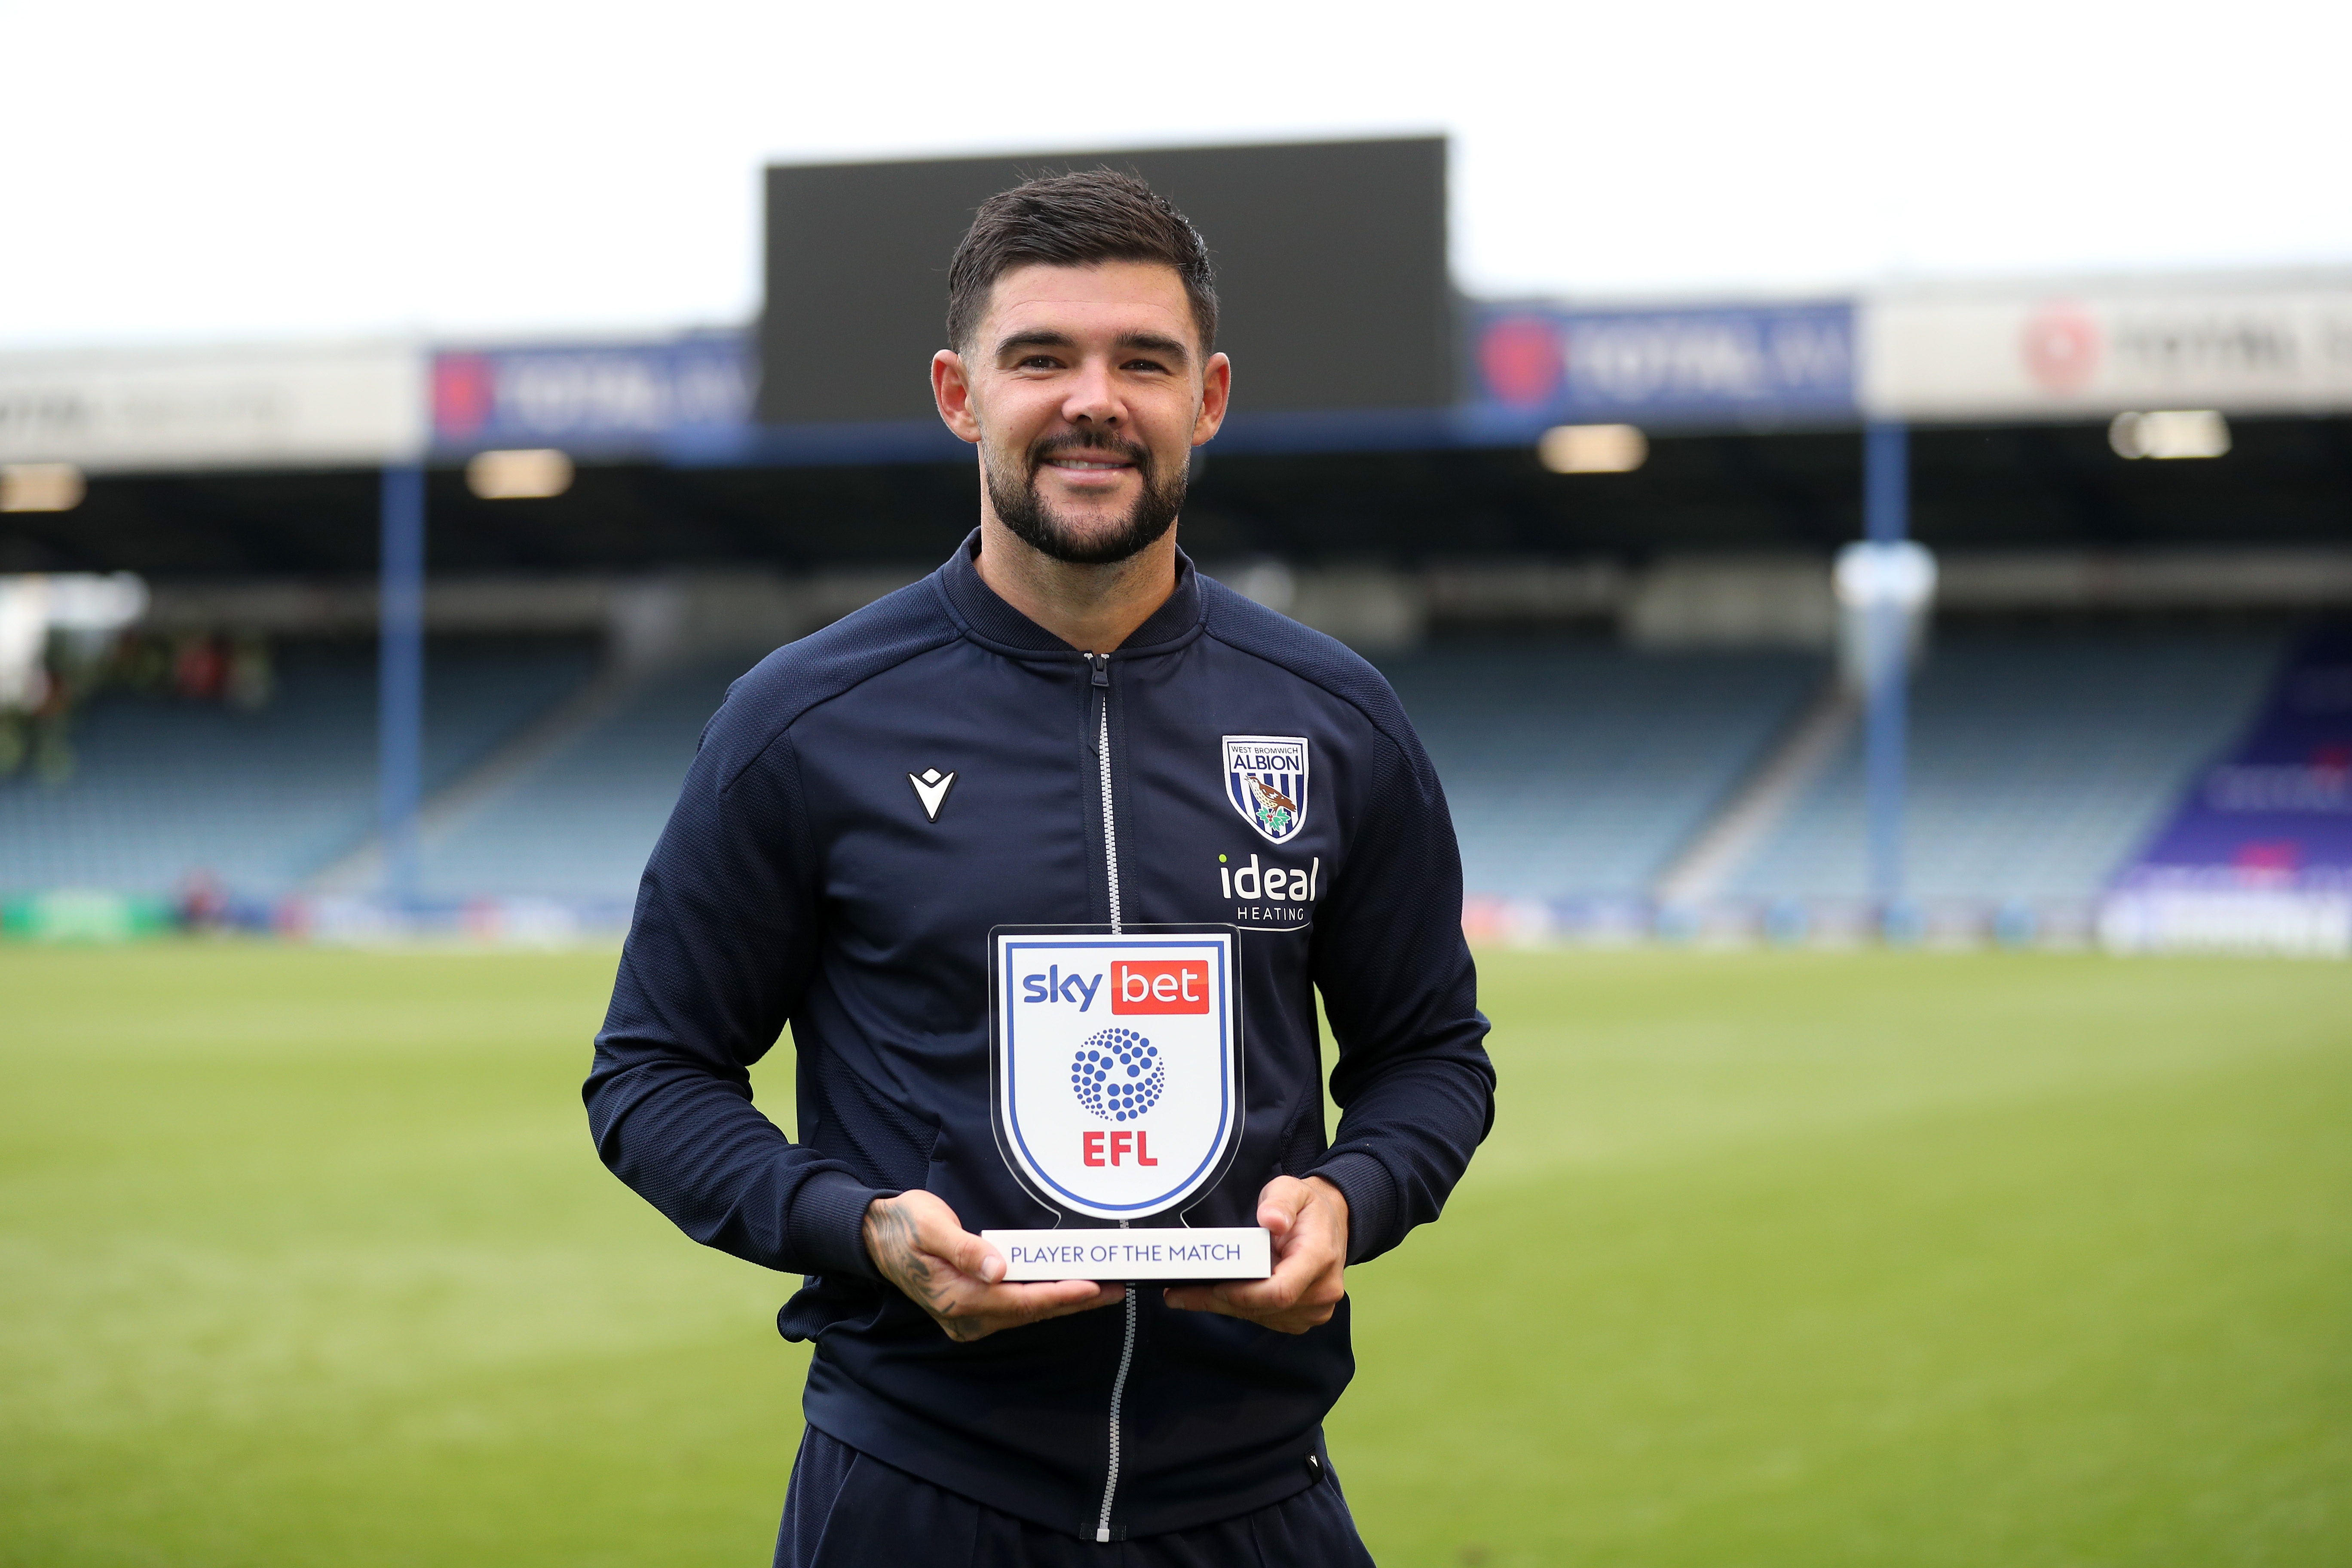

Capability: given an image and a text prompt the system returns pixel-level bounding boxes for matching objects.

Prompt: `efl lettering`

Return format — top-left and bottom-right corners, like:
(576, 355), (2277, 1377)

(1078, 1129), (1158, 1165)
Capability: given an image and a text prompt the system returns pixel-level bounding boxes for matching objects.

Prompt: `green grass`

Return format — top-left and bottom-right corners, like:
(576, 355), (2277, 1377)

(2, 945), (2347, 1566)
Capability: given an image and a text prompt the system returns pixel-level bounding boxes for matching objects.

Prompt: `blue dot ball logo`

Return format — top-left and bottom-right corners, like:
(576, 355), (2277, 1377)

(1071, 1027), (1164, 1122)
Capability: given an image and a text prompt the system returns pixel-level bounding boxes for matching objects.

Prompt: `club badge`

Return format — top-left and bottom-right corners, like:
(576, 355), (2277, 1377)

(1224, 735), (1310, 845)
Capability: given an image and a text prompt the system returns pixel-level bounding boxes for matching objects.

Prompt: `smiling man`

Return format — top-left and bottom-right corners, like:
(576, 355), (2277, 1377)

(586, 171), (1494, 1565)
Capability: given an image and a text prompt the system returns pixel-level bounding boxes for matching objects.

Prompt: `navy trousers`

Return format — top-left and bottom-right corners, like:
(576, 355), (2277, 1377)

(774, 1425), (1378, 1567)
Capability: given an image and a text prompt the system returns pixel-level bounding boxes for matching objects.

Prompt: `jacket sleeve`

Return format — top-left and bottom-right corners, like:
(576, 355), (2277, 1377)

(1307, 726), (1496, 1265)
(583, 709), (888, 1281)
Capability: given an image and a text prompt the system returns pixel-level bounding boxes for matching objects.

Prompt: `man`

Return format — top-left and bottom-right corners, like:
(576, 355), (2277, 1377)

(586, 169), (1494, 1564)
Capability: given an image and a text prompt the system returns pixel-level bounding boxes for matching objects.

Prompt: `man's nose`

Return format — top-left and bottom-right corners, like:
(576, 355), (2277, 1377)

(1061, 357), (1124, 426)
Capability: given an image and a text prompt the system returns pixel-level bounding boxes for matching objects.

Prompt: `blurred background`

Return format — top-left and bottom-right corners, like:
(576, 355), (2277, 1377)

(3, 3), (2347, 1565)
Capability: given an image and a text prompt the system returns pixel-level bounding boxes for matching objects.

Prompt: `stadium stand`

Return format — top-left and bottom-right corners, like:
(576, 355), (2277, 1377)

(1726, 632), (2285, 903)
(0, 625), (2296, 923)
(1378, 642), (1825, 900)
(0, 639), (594, 897)
(412, 655), (742, 903)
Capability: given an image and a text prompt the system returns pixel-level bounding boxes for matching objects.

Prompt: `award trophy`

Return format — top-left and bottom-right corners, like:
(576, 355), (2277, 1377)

(983, 925), (1271, 1280)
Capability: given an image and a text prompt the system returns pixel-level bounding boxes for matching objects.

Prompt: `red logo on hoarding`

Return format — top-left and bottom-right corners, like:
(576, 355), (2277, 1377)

(1111, 960), (1210, 1014)
(2020, 303), (2100, 394)
(1479, 316), (1564, 406)
(433, 354), (496, 438)
(2233, 840), (2300, 873)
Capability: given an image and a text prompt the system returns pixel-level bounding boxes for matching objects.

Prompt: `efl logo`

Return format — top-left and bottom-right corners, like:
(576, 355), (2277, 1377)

(1112, 960), (1210, 1014)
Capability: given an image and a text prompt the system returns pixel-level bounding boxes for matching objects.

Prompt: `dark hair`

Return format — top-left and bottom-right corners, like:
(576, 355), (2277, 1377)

(946, 169), (1218, 356)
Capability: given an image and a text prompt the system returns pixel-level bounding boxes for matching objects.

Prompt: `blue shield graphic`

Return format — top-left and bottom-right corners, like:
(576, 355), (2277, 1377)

(990, 928), (1243, 1222)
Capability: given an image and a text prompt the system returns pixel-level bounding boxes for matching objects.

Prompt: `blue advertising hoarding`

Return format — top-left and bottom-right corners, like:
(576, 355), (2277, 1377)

(431, 331), (753, 457)
(423, 300), (1861, 469)
(1471, 301), (1856, 425)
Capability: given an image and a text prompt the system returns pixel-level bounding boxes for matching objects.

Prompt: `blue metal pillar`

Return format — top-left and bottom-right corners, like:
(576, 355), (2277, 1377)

(378, 465), (424, 906)
(1863, 423), (1908, 910)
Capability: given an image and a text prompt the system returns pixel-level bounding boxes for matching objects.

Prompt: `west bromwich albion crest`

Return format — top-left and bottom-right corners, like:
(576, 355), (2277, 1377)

(1224, 735), (1310, 845)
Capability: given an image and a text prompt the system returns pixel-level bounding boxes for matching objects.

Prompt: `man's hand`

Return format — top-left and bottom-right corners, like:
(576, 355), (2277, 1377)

(1163, 1175), (1349, 1334)
(862, 1191), (1123, 1343)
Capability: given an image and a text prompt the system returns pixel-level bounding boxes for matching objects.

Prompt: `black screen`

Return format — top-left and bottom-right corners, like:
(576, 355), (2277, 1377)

(759, 138), (1449, 425)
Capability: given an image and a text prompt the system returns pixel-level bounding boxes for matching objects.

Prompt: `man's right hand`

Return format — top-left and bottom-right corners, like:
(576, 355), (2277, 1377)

(862, 1191), (1123, 1343)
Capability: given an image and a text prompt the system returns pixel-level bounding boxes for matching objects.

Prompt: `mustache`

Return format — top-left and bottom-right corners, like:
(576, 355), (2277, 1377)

(1028, 429), (1154, 475)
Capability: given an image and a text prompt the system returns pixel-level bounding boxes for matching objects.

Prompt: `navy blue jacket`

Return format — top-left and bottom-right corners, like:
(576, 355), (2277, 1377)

(587, 536), (1494, 1540)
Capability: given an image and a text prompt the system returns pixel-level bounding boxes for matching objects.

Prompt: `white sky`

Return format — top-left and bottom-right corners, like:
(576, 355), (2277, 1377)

(4, 0), (2347, 349)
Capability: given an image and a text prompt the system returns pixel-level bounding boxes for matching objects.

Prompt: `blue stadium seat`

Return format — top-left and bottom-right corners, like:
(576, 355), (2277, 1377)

(413, 657), (743, 902)
(1726, 633), (2282, 902)
(1378, 643), (1824, 900)
(0, 640), (595, 897)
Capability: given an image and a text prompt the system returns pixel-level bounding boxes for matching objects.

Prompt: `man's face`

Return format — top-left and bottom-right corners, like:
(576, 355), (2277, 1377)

(935, 261), (1229, 566)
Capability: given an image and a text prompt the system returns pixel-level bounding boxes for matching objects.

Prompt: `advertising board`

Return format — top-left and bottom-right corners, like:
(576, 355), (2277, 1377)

(0, 343), (426, 472)
(431, 331), (752, 456)
(1469, 301), (1856, 425)
(1863, 278), (2352, 420)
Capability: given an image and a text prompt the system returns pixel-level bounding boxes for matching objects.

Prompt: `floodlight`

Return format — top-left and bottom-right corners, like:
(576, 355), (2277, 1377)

(1537, 424), (1648, 474)
(466, 449), (575, 499)
(1834, 540), (1938, 609)
(2109, 410), (2230, 460)
(0, 463), (87, 513)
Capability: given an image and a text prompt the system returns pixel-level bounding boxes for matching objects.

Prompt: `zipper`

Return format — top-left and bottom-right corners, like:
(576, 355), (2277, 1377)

(1087, 649), (1135, 1542)
(1096, 1284), (1137, 1542)
(1089, 652), (1122, 934)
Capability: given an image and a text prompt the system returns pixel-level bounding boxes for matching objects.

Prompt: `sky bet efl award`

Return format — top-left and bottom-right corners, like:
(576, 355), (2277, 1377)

(983, 925), (1271, 1282)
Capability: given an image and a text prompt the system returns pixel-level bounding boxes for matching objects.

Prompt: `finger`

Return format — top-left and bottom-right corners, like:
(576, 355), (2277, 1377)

(957, 1281), (1124, 1334)
(1011, 1280), (1125, 1320)
(1171, 1225), (1335, 1317)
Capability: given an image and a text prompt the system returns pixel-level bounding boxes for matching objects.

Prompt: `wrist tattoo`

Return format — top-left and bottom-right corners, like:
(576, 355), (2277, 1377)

(867, 1200), (975, 1340)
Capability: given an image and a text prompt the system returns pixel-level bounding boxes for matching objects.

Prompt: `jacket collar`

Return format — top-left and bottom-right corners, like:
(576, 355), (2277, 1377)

(937, 528), (1206, 656)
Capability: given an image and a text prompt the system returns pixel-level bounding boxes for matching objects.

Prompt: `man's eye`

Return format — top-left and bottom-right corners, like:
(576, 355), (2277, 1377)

(1018, 356), (1061, 370)
(1123, 360), (1168, 373)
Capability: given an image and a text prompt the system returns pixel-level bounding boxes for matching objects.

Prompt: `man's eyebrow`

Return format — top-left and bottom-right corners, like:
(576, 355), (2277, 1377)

(994, 329), (1078, 357)
(991, 328), (1193, 364)
(1115, 332), (1191, 363)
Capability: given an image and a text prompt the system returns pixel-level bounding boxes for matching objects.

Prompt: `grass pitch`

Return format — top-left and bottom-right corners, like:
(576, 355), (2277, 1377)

(1, 944), (2346, 1567)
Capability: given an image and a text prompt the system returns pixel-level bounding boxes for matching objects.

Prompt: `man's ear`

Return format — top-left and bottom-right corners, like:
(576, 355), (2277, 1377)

(1191, 352), (1232, 447)
(934, 349), (982, 444)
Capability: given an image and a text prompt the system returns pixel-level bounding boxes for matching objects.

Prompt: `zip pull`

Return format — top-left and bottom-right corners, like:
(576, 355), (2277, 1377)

(1084, 654), (1109, 753)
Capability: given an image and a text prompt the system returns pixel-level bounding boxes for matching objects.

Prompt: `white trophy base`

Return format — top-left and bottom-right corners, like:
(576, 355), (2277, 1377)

(981, 1226), (1272, 1281)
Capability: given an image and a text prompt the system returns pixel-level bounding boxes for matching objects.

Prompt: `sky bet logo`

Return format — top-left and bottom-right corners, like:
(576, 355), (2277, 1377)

(1021, 961), (1212, 1015)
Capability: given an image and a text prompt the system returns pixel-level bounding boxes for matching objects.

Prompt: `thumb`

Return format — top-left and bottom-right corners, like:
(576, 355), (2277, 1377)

(1259, 1177), (1308, 1236)
(943, 1225), (1005, 1283)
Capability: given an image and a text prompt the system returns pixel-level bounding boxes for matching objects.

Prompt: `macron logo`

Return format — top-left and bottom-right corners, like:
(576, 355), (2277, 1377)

(909, 767), (956, 822)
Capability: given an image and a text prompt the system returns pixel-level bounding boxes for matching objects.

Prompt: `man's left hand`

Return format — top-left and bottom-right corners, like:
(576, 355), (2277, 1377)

(1163, 1175), (1349, 1334)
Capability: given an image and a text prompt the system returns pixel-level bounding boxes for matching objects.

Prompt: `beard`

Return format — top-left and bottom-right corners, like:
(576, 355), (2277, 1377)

(986, 428), (1187, 566)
